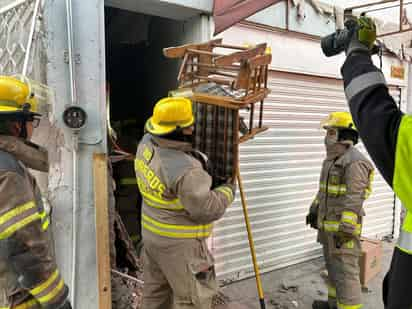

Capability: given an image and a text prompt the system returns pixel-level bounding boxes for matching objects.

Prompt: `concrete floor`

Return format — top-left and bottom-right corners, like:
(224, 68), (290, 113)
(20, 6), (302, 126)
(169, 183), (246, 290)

(218, 240), (394, 309)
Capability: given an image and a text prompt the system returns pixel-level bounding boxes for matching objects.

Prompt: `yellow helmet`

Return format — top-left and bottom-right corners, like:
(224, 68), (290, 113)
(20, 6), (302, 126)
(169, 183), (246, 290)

(321, 111), (357, 131)
(145, 97), (195, 136)
(0, 76), (38, 115)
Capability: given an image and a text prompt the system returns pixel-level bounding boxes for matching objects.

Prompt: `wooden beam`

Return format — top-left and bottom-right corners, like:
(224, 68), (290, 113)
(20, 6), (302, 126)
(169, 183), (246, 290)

(345, 0), (397, 11)
(93, 153), (112, 309)
(212, 43), (249, 50)
(378, 27), (412, 37)
(187, 49), (222, 57)
(248, 54), (272, 70)
(239, 127), (269, 143)
(163, 39), (222, 58)
(214, 43), (267, 66)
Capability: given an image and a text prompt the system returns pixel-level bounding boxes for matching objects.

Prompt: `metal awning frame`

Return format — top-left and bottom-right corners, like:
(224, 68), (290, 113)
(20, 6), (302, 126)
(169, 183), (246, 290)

(346, 0), (412, 38)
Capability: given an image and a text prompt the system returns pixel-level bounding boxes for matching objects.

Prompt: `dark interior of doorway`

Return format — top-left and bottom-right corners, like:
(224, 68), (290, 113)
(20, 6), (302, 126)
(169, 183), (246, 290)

(105, 6), (184, 264)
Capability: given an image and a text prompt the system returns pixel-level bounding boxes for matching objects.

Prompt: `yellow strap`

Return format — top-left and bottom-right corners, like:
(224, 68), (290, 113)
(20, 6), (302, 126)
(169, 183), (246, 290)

(139, 185), (181, 207)
(0, 213), (41, 240)
(341, 211), (358, 225)
(143, 197), (184, 211)
(142, 214), (211, 231)
(365, 170), (375, 199)
(37, 279), (65, 304)
(344, 240), (355, 249)
(130, 235), (140, 242)
(42, 219), (50, 231)
(216, 186), (233, 202)
(328, 285), (336, 298)
(337, 302), (363, 309)
(142, 222), (211, 238)
(120, 178), (137, 185)
(0, 201), (36, 226)
(14, 299), (38, 309)
(31, 270), (59, 295)
(323, 220), (361, 235)
(320, 182), (347, 195)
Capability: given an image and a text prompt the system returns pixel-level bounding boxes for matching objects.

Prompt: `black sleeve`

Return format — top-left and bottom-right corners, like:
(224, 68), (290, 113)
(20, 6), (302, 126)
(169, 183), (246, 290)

(341, 52), (403, 187)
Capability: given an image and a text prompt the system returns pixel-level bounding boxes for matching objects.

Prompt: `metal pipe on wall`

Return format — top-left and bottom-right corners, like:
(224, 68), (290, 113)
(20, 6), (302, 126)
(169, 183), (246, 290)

(65, 0), (79, 306)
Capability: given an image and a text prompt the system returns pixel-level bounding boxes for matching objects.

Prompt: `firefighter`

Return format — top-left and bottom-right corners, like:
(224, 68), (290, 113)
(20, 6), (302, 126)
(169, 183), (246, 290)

(340, 16), (412, 309)
(307, 112), (374, 309)
(0, 76), (71, 308)
(136, 97), (235, 309)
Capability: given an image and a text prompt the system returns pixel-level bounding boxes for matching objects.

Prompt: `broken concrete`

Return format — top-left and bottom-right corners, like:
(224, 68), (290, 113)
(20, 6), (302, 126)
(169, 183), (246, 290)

(219, 240), (395, 309)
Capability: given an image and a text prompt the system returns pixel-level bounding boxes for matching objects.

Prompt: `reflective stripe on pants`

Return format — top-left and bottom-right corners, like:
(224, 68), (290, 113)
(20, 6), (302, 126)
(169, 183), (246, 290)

(337, 302), (363, 309)
(323, 221), (361, 236)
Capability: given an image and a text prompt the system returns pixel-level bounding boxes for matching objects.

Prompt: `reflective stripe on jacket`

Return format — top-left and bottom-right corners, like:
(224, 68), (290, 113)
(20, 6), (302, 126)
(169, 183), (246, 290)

(315, 146), (374, 236)
(0, 136), (68, 308)
(341, 51), (412, 308)
(135, 134), (234, 240)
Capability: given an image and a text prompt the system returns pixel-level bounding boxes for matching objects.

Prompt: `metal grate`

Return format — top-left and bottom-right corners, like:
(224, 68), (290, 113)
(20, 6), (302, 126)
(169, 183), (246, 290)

(0, 0), (42, 77)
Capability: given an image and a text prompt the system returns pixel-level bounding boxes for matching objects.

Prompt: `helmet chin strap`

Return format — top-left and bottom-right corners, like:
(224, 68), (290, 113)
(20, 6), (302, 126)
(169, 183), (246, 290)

(18, 119), (28, 139)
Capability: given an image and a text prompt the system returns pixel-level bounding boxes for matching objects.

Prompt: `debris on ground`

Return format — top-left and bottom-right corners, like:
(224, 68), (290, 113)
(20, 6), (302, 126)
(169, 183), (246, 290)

(270, 299), (291, 309)
(111, 212), (144, 309)
(213, 291), (231, 307)
(320, 269), (328, 280)
(112, 269), (143, 309)
(280, 281), (299, 293)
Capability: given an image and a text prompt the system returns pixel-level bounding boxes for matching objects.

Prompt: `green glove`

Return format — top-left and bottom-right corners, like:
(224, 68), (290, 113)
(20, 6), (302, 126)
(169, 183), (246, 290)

(345, 16), (377, 56)
(358, 16), (377, 48)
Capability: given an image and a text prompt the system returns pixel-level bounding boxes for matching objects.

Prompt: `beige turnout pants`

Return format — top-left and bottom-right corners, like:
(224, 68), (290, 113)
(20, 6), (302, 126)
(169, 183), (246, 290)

(141, 237), (217, 309)
(320, 232), (362, 309)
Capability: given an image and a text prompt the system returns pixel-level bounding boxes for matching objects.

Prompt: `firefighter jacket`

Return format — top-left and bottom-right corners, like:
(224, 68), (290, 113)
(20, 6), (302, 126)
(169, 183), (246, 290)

(0, 136), (69, 308)
(135, 134), (234, 241)
(311, 146), (374, 238)
(341, 51), (412, 309)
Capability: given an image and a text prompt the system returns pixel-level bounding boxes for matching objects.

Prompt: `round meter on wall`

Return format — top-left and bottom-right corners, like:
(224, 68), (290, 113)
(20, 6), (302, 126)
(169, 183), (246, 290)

(63, 106), (87, 130)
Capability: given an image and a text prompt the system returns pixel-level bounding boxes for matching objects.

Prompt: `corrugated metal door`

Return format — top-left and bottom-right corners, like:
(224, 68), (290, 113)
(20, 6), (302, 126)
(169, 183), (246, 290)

(213, 70), (402, 283)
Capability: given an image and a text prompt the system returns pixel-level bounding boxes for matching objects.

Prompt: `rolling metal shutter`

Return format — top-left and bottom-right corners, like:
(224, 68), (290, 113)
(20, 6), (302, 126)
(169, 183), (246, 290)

(213, 70), (403, 283)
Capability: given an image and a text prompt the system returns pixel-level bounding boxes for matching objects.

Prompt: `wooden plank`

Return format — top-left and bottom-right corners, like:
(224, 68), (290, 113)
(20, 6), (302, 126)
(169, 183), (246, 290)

(186, 61), (241, 71)
(239, 127), (269, 143)
(198, 42), (216, 76)
(183, 73), (234, 86)
(187, 49), (222, 57)
(177, 52), (189, 83)
(93, 153), (112, 309)
(193, 93), (241, 109)
(214, 43), (267, 66)
(248, 54), (272, 70)
(213, 43), (249, 50)
(163, 38), (222, 58)
(235, 62), (251, 90)
(193, 89), (270, 108)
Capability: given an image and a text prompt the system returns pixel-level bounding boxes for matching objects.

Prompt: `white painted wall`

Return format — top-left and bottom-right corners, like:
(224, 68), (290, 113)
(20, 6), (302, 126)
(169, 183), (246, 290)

(105, 0), (212, 20)
(217, 23), (408, 87)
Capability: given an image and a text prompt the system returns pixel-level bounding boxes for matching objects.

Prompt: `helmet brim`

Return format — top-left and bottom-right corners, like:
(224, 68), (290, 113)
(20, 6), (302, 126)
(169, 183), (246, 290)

(0, 110), (41, 120)
(145, 116), (195, 136)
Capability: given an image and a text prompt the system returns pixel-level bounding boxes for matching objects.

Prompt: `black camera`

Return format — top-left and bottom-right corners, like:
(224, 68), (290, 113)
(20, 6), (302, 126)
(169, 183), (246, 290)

(321, 28), (351, 57)
(321, 19), (358, 57)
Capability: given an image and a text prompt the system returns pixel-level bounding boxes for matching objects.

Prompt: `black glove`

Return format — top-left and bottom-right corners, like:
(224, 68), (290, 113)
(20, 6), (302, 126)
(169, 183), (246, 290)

(57, 300), (72, 309)
(306, 212), (318, 230)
